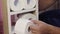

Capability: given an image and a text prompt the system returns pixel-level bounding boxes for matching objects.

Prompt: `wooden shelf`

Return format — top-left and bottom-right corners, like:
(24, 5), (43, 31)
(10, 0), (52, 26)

(2, 0), (38, 34)
(10, 8), (36, 15)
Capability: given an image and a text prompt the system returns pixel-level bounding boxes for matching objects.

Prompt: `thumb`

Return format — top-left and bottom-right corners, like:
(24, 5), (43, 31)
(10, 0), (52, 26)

(31, 20), (41, 25)
(31, 20), (44, 25)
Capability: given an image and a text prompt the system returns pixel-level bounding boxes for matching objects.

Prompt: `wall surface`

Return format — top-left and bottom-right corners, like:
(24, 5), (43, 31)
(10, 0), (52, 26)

(0, 0), (4, 34)
(38, 0), (56, 11)
(0, 0), (2, 21)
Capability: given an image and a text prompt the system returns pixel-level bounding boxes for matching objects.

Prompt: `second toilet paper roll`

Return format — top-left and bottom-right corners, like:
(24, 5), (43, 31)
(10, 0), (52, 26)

(10, 0), (25, 11)
(24, 0), (37, 9)
(14, 18), (34, 34)
(19, 13), (37, 20)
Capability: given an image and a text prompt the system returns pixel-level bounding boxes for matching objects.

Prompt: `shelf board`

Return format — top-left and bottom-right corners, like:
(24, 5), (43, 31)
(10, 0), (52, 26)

(10, 8), (36, 15)
(11, 26), (14, 34)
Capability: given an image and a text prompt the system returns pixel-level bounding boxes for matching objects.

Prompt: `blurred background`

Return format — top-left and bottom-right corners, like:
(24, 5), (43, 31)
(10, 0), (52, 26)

(0, 0), (60, 34)
(39, 0), (60, 13)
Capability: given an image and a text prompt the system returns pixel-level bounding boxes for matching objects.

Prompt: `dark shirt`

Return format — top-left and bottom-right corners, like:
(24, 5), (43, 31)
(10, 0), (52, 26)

(39, 9), (60, 27)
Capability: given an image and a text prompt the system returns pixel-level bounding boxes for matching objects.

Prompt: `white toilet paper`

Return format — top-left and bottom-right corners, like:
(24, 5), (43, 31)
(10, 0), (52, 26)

(10, 0), (25, 11)
(24, 0), (37, 9)
(14, 18), (34, 34)
(20, 13), (37, 20)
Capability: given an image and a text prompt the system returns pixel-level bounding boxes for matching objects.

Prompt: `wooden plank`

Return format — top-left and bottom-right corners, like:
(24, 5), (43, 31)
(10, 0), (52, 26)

(2, 0), (9, 34)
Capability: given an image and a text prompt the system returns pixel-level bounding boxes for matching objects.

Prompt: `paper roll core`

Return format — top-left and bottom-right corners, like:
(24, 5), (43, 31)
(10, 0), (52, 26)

(28, 27), (30, 32)
(29, 18), (32, 20)
(24, 0), (37, 9)
(27, 0), (30, 4)
(14, 0), (18, 6)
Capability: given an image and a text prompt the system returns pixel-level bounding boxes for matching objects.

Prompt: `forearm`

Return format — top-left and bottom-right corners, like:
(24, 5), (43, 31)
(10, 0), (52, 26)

(48, 25), (60, 34)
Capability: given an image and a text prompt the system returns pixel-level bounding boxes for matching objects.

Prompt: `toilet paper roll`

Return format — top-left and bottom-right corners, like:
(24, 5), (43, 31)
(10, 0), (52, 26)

(14, 18), (34, 34)
(20, 13), (37, 20)
(24, 0), (36, 9)
(10, 0), (24, 11)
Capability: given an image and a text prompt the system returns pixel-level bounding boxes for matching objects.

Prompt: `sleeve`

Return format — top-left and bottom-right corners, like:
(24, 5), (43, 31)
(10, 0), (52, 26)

(39, 9), (60, 27)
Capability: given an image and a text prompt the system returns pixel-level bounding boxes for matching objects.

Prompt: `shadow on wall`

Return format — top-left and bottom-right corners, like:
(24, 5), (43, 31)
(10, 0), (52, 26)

(38, 0), (57, 11)
(0, 0), (4, 34)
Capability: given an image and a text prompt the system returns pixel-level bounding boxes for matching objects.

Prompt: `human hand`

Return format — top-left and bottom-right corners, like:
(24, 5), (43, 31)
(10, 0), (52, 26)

(30, 20), (50, 34)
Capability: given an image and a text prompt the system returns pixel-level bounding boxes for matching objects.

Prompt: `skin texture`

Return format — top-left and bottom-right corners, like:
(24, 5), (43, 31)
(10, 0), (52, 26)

(39, 0), (56, 11)
(30, 20), (60, 34)
(30, 0), (60, 34)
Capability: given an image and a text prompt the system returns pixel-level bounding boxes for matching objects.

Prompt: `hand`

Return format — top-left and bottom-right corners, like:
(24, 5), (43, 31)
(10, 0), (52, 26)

(30, 20), (50, 34)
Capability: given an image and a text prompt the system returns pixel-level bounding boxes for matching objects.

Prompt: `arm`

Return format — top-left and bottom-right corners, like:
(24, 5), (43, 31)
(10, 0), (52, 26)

(48, 25), (60, 34)
(30, 20), (60, 34)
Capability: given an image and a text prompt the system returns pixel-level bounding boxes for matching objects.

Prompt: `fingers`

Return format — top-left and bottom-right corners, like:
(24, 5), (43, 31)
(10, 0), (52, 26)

(30, 25), (42, 34)
(30, 26), (39, 34)
(30, 25), (36, 31)
(31, 20), (40, 24)
(31, 20), (44, 25)
(30, 26), (41, 34)
(30, 26), (36, 34)
(30, 20), (48, 34)
(30, 25), (40, 31)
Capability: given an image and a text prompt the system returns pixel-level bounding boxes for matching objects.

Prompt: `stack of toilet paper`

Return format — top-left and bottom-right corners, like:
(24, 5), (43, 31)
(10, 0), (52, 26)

(10, 0), (37, 11)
